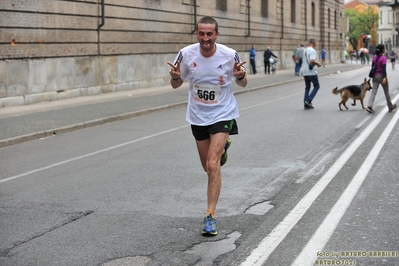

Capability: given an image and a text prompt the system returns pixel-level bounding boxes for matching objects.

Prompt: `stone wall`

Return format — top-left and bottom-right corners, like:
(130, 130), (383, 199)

(0, 54), (172, 107)
(0, 0), (344, 107)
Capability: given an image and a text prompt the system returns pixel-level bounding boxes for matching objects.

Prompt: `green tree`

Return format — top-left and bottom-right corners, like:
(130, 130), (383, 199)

(345, 6), (379, 52)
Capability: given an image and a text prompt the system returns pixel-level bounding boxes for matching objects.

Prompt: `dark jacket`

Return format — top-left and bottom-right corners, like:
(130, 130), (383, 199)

(264, 49), (278, 61)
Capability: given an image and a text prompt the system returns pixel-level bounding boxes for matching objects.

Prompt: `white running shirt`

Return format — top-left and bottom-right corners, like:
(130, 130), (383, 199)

(172, 43), (242, 126)
(302, 47), (318, 76)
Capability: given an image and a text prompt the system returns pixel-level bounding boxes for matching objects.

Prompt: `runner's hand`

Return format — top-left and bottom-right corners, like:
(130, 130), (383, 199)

(167, 61), (181, 79)
(234, 61), (247, 79)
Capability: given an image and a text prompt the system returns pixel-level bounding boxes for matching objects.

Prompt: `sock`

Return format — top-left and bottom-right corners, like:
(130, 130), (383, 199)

(206, 210), (215, 218)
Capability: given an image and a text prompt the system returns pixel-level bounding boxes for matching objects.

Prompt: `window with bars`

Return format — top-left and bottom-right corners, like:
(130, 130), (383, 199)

(261, 0), (268, 18)
(328, 8), (331, 28)
(291, 0), (296, 23)
(216, 0), (227, 11)
(335, 10), (337, 29)
(311, 2), (315, 26)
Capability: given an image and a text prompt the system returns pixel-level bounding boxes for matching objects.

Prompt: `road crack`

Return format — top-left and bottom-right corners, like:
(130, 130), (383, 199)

(0, 210), (94, 257)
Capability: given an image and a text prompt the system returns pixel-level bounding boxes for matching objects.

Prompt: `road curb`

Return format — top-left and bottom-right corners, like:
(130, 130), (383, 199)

(0, 102), (188, 148)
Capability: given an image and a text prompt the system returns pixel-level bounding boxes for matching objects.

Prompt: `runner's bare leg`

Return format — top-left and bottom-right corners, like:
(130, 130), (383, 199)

(196, 132), (229, 213)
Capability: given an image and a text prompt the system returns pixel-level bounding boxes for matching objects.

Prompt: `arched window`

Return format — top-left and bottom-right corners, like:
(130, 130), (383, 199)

(312, 2), (315, 26)
(291, 0), (296, 23)
(261, 0), (268, 18)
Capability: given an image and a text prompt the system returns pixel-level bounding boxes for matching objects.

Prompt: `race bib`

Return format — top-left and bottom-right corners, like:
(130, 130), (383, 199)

(193, 84), (220, 104)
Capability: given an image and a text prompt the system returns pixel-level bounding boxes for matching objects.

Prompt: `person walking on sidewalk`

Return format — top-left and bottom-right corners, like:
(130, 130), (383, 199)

(295, 44), (305, 76)
(263, 47), (278, 74)
(302, 38), (322, 109)
(365, 44), (397, 113)
(167, 16), (247, 236)
(292, 45), (298, 74)
(249, 44), (257, 74)
(321, 46), (326, 68)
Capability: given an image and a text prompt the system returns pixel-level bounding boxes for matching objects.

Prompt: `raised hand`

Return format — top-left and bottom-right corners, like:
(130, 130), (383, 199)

(167, 61), (181, 79)
(234, 60), (247, 79)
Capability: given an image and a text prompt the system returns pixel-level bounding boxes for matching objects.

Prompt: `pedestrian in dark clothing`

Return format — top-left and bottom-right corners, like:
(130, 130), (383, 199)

(365, 44), (397, 113)
(360, 51), (365, 64)
(264, 47), (278, 74)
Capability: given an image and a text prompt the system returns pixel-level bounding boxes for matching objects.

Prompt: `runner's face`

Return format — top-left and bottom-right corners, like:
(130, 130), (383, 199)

(196, 23), (219, 56)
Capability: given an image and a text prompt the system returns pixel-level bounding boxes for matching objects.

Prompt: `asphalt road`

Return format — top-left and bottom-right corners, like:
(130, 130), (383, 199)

(1, 66), (399, 266)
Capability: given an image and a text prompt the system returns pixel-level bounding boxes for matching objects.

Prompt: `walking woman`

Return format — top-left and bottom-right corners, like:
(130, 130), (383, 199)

(365, 44), (397, 113)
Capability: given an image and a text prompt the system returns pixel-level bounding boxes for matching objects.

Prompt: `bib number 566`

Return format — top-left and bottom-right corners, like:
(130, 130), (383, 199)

(197, 90), (215, 101)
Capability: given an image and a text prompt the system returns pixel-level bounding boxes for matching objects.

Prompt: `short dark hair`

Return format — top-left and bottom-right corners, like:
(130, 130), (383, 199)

(309, 38), (316, 45)
(197, 16), (219, 32)
(375, 44), (385, 55)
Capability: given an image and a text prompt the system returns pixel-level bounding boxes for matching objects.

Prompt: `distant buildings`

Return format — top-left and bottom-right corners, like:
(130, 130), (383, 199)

(344, 0), (398, 51)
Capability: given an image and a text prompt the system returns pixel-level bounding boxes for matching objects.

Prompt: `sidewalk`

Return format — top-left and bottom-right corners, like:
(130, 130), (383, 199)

(0, 63), (367, 148)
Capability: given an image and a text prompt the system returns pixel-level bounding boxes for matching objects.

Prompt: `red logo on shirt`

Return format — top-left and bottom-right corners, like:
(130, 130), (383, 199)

(219, 75), (225, 86)
(193, 62), (197, 67)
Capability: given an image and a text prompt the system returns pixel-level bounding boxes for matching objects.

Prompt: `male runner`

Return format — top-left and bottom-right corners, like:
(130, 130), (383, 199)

(167, 16), (247, 236)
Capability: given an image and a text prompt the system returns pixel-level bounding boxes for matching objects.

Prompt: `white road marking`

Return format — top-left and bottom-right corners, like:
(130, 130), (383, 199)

(292, 99), (399, 265)
(0, 125), (188, 184)
(240, 93), (399, 266)
(240, 92), (303, 111)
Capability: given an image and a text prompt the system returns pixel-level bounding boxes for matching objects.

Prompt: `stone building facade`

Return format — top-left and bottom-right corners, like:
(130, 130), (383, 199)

(0, 0), (344, 107)
(377, 1), (396, 51)
(389, 0), (399, 46)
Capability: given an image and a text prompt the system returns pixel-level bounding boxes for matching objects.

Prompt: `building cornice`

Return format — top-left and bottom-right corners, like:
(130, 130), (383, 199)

(388, 0), (399, 7)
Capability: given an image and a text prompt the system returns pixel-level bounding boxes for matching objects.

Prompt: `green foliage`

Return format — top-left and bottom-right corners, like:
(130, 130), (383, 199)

(344, 6), (379, 51)
(359, 6), (379, 33)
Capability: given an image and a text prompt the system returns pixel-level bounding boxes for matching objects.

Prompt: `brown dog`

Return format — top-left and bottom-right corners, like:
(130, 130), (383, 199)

(332, 78), (372, 111)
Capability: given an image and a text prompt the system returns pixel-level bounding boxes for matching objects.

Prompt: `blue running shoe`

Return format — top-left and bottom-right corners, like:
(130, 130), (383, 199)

(220, 138), (232, 166)
(202, 214), (217, 236)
